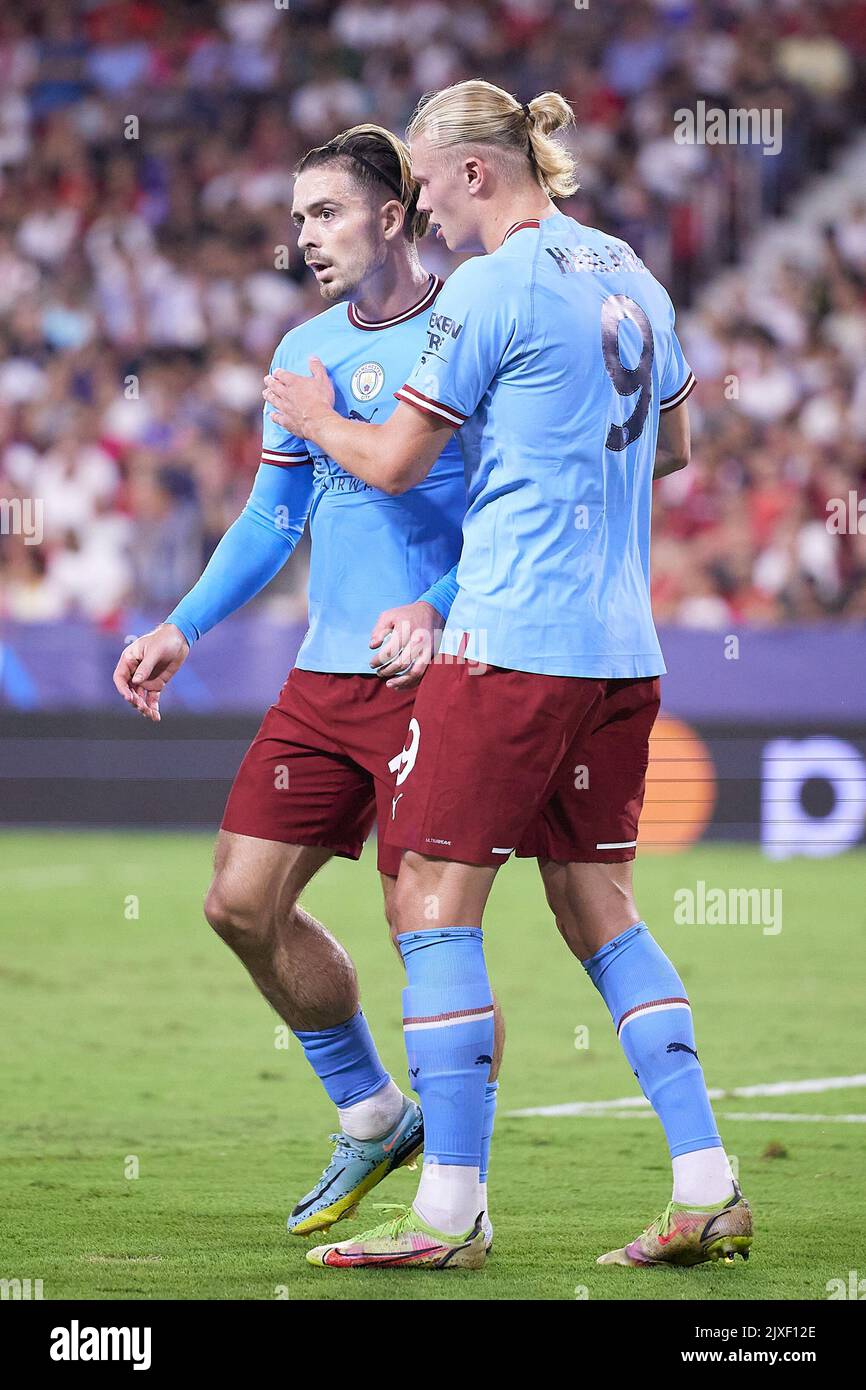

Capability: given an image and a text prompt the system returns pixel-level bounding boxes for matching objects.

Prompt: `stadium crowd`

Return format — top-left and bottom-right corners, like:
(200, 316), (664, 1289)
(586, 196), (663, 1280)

(1, 0), (865, 629)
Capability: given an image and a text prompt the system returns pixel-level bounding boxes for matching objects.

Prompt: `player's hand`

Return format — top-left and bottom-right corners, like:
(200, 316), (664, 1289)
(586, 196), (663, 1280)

(263, 358), (335, 438)
(113, 623), (190, 723)
(369, 601), (442, 690)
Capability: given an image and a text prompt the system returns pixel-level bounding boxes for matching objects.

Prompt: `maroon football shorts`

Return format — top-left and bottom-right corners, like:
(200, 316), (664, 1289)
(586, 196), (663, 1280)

(221, 668), (418, 877)
(383, 658), (661, 867)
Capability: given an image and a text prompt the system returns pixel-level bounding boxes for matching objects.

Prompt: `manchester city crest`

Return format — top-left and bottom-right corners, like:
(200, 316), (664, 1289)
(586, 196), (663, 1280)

(350, 361), (385, 401)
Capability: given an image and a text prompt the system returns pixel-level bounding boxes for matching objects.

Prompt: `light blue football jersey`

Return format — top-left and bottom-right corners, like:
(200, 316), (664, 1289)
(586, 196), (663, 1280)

(396, 214), (696, 678)
(264, 273), (465, 673)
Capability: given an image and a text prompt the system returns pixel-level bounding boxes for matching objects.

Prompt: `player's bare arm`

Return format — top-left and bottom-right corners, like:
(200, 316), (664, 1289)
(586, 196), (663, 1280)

(263, 358), (453, 494)
(653, 400), (690, 479)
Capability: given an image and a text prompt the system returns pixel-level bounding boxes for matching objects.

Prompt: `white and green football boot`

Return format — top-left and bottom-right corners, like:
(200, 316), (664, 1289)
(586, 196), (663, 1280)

(287, 1097), (423, 1237)
(597, 1181), (753, 1267)
(306, 1204), (487, 1270)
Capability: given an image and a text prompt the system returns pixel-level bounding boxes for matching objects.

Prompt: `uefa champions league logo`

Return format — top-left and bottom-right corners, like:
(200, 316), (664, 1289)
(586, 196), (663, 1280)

(351, 362), (385, 401)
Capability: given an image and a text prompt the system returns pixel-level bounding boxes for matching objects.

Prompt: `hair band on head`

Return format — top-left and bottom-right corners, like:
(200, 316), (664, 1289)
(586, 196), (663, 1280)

(521, 102), (538, 168)
(344, 149), (404, 199)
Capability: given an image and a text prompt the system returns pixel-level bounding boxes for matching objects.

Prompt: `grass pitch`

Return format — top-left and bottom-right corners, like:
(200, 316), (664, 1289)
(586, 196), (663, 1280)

(2, 831), (864, 1301)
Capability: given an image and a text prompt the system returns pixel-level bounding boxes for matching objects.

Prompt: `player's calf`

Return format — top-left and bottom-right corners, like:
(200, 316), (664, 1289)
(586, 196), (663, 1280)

(580, 920), (737, 1205)
(203, 836), (359, 1031)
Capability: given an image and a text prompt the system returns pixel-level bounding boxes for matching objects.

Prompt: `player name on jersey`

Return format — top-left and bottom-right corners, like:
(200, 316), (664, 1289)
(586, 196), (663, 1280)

(546, 242), (649, 276)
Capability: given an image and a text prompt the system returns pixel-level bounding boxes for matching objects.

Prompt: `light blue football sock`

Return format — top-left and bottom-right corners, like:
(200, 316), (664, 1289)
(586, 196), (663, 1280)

(398, 928), (494, 1167)
(480, 1080), (498, 1185)
(583, 922), (721, 1158)
(292, 1010), (390, 1109)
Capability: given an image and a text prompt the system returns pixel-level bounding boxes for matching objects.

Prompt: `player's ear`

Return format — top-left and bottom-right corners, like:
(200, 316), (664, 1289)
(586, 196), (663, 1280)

(381, 198), (406, 242)
(464, 156), (485, 196)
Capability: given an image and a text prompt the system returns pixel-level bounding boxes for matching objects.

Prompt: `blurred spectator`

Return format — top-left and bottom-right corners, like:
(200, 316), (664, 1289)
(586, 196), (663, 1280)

(1, 0), (865, 631)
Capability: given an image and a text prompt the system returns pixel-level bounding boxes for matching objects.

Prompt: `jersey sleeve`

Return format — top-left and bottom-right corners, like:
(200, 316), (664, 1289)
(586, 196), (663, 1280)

(417, 562), (459, 621)
(261, 336), (313, 466)
(659, 321), (696, 413)
(165, 463), (312, 645)
(395, 263), (516, 428)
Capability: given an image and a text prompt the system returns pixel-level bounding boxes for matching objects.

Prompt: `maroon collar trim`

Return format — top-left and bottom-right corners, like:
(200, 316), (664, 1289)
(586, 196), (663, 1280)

(348, 274), (441, 331)
(502, 219), (541, 245)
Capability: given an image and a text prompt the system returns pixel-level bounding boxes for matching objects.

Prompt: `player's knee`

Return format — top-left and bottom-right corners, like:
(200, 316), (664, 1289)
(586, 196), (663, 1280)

(387, 913), (403, 956)
(203, 878), (264, 945)
(540, 873), (568, 929)
(380, 876), (397, 930)
(389, 898), (410, 943)
(390, 852), (427, 938)
(552, 913), (571, 946)
(382, 893), (402, 953)
(540, 875), (590, 957)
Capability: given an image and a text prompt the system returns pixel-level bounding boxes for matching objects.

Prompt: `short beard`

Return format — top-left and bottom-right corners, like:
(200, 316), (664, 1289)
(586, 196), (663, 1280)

(318, 279), (350, 303)
(317, 241), (387, 304)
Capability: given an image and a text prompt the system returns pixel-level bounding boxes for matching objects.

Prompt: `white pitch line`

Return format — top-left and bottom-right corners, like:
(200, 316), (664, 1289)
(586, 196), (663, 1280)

(507, 1074), (866, 1118)
(732, 1075), (866, 1098)
(719, 1112), (866, 1124)
(539, 1109), (866, 1125)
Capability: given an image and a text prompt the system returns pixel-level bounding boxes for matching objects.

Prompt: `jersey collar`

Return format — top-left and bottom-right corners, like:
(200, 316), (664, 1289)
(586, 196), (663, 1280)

(347, 273), (441, 331)
(501, 219), (541, 245)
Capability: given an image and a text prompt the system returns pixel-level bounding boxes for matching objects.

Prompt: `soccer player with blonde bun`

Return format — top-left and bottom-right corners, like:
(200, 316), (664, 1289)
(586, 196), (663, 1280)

(265, 82), (753, 1273)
